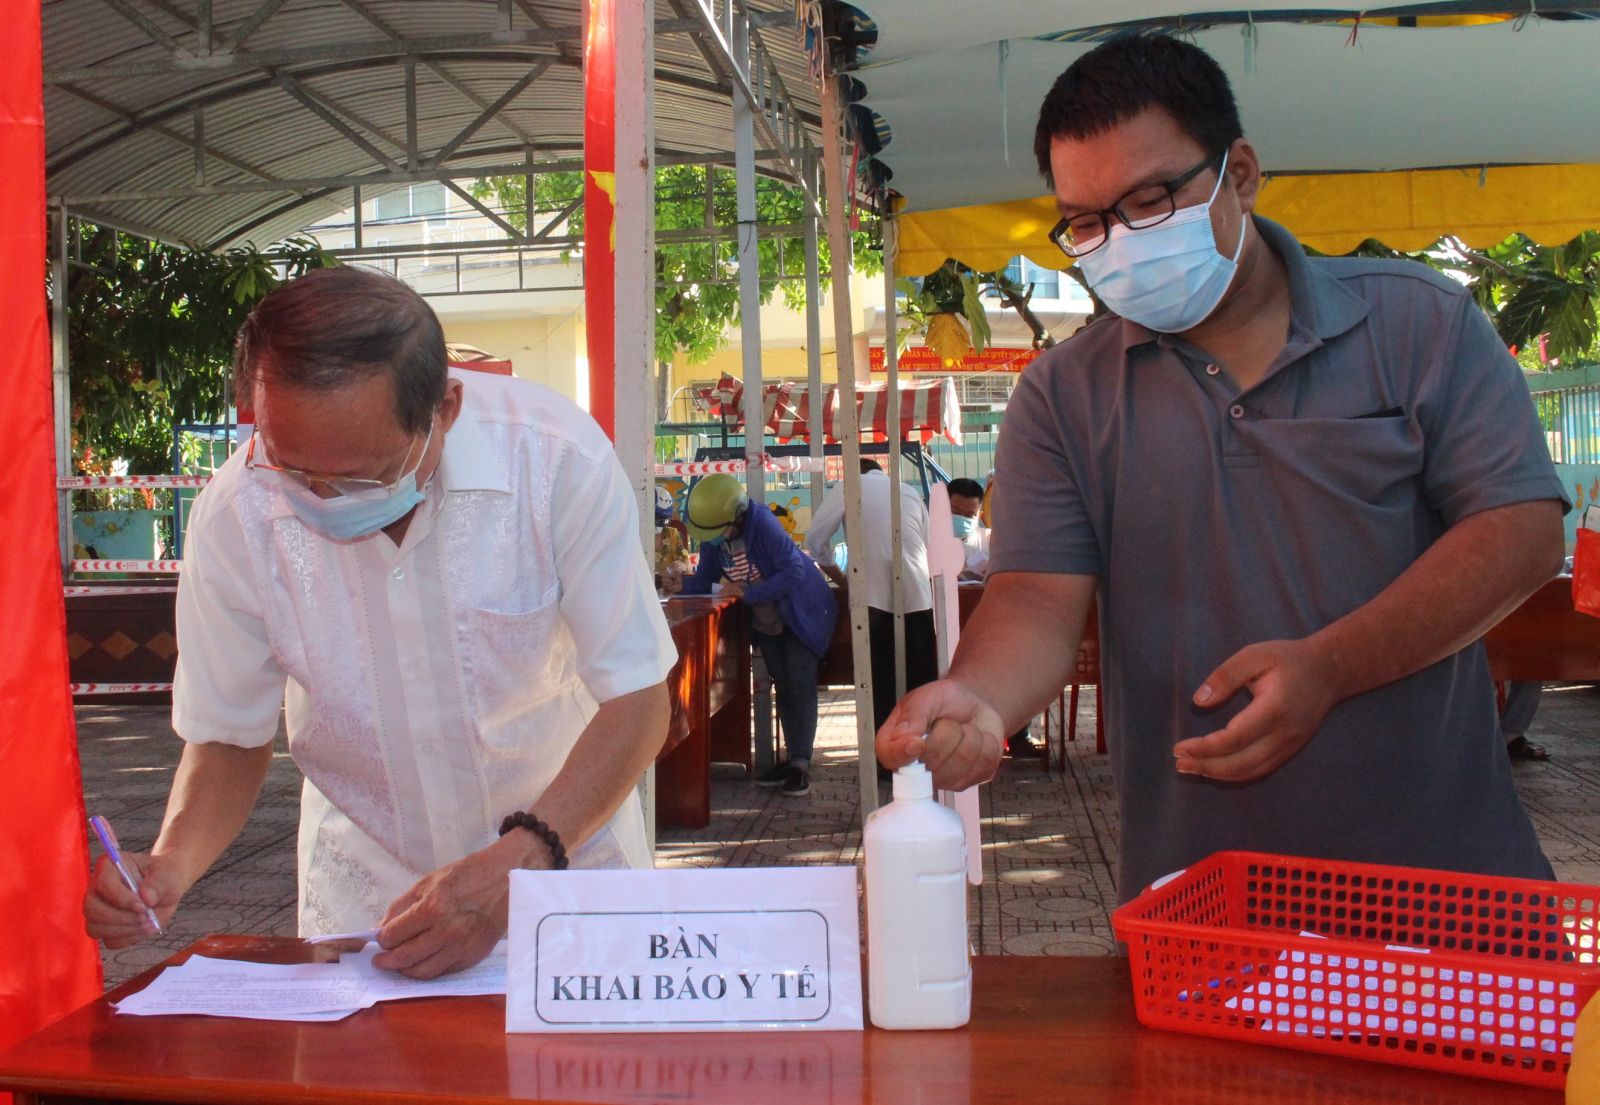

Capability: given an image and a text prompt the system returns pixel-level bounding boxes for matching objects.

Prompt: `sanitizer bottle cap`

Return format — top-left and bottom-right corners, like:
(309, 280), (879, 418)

(893, 760), (934, 801)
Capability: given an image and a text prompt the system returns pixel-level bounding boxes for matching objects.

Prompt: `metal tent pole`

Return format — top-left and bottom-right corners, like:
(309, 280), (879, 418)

(614, 2), (655, 558)
(820, 70), (878, 817)
(729, 10), (775, 774)
(52, 209), (71, 578)
(803, 156), (824, 512)
(613, 0), (657, 849)
(731, 14), (764, 510)
(884, 214), (906, 704)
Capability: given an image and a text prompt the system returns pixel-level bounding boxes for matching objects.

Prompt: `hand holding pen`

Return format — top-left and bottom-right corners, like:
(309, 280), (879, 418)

(86, 815), (164, 937)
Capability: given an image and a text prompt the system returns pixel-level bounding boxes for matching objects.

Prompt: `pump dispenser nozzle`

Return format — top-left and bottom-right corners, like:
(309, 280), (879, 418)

(893, 760), (934, 800)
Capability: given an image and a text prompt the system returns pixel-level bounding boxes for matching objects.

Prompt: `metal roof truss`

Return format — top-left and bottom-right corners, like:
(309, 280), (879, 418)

(43, 0), (828, 251)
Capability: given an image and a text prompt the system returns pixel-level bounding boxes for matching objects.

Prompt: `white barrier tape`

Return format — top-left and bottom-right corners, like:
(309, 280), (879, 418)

(656, 460), (746, 475)
(764, 456), (829, 472)
(64, 585), (177, 596)
(654, 455), (829, 477)
(71, 682), (173, 695)
(72, 559), (183, 573)
(59, 475), (211, 489)
(67, 460), (831, 484)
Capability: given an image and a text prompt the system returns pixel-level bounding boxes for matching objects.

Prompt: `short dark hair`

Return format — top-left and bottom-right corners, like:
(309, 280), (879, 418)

(233, 265), (447, 435)
(860, 458), (883, 474)
(1033, 35), (1242, 187)
(946, 478), (985, 500)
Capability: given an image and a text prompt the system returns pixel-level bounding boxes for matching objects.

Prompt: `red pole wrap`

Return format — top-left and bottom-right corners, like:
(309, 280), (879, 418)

(583, 0), (617, 438)
(0, 0), (104, 1079)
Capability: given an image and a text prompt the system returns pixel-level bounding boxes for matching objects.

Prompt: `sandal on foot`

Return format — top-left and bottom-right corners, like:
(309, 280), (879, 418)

(1506, 735), (1550, 762)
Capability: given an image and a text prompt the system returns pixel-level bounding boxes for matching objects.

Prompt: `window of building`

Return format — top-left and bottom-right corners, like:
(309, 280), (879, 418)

(1000, 257), (1061, 300)
(411, 182), (447, 217)
(372, 183), (449, 222)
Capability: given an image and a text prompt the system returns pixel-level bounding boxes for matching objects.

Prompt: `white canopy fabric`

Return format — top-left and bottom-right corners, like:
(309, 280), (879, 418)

(849, 0), (1369, 64)
(851, 17), (1600, 213)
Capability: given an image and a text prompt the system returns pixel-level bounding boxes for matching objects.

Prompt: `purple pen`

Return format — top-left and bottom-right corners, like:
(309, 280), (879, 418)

(89, 815), (163, 934)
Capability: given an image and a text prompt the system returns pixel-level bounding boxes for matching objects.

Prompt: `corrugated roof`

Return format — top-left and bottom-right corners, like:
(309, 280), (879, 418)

(44, 0), (822, 249)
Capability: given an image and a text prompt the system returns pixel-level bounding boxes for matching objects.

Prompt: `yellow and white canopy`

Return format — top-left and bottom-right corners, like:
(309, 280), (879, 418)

(841, 7), (1600, 273)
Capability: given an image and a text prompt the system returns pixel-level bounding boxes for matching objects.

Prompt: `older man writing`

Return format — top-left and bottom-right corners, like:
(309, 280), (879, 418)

(84, 267), (674, 977)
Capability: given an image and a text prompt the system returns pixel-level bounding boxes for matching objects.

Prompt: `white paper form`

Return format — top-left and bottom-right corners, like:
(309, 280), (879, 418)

(114, 942), (508, 1021)
(344, 941), (508, 1001)
(114, 956), (369, 1020)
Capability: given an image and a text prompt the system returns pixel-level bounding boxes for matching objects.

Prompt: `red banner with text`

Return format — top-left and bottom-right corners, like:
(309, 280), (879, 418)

(869, 345), (1040, 373)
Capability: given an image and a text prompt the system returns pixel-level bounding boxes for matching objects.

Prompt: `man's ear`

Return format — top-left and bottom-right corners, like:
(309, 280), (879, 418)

(439, 377), (466, 433)
(1228, 137), (1264, 215)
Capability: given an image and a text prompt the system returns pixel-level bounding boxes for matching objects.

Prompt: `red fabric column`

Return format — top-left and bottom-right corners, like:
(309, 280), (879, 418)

(0, 0), (103, 1081)
(583, 0), (617, 438)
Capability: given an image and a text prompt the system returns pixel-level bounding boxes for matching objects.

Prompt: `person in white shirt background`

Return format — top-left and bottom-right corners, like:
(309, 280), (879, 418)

(83, 266), (676, 979)
(946, 477), (990, 580)
(804, 459), (938, 740)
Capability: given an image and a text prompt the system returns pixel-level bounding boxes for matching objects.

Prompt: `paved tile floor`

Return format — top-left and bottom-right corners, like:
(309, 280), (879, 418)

(81, 683), (1600, 988)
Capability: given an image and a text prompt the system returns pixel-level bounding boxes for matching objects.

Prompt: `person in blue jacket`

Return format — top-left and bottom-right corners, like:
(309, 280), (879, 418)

(676, 473), (837, 796)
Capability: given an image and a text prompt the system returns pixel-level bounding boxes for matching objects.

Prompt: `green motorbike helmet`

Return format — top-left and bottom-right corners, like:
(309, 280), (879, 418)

(684, 473), (748, 542)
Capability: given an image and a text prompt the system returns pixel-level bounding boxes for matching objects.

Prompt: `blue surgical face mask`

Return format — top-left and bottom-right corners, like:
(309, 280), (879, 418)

(276, 426), (433, 541)
(951, 514), (979, 539)
(1074, 150), (1246, 334)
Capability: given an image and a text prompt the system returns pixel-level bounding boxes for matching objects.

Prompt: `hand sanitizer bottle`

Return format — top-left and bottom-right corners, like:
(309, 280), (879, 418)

(863, 760), (971, 1029)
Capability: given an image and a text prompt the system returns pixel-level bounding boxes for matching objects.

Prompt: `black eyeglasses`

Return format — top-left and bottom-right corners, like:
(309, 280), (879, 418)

(1048, 149), (1227, 259)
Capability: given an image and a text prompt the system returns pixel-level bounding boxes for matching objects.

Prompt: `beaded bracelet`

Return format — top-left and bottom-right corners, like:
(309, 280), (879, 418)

(498, 811), (570, 870)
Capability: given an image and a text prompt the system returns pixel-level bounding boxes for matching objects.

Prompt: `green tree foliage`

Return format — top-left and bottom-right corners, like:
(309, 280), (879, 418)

(63, 226), (336, 480)
(472, 166), (879, 364)
(1347, 232), (1600, 365)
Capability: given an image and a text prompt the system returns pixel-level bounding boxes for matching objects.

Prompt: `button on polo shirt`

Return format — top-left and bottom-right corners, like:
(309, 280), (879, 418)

(989, 216), (1566, 901)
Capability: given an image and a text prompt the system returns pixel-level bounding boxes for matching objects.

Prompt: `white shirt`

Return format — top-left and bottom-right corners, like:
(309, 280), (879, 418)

(958, 525), (991, 576)
(173, 371), (675, 934)
(804, 469), (933, 613)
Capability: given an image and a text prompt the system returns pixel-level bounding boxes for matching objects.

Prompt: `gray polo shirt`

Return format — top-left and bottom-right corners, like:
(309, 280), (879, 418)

(989, 216), (1566, 900)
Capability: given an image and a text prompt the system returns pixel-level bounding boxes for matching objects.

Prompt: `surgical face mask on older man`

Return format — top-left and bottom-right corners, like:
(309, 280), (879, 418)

(247, 420), (435, 541)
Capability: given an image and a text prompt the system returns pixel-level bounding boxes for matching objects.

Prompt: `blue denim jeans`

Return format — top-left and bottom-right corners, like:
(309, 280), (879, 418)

(751, 627), (820, 769)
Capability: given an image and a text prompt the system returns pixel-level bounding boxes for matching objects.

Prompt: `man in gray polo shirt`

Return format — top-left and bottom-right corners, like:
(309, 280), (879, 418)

(877, 35), (1567, 900)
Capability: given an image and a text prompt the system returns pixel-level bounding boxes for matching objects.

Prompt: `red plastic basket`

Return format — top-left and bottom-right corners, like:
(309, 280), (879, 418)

(1111, 852), (1600, 1089)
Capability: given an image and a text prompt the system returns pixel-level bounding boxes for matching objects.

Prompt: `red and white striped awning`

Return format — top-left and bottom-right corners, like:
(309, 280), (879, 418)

(689, 373), (963, 445)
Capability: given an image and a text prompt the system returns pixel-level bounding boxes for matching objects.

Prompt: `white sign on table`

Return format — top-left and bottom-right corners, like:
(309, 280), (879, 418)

(506, 867), (862, 1033)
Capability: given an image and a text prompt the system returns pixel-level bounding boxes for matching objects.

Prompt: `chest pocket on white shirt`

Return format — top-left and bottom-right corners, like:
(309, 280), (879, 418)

(464, 585), (578, 736)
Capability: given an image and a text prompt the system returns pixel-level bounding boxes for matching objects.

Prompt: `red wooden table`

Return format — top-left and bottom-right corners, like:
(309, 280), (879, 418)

(1483, 576), (1600, 682)
(0, 936), (1557, 1105)
(655, 596), (750, 830)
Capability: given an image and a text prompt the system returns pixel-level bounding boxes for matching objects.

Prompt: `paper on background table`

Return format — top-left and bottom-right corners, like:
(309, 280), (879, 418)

(114, 942), (508, 1021)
